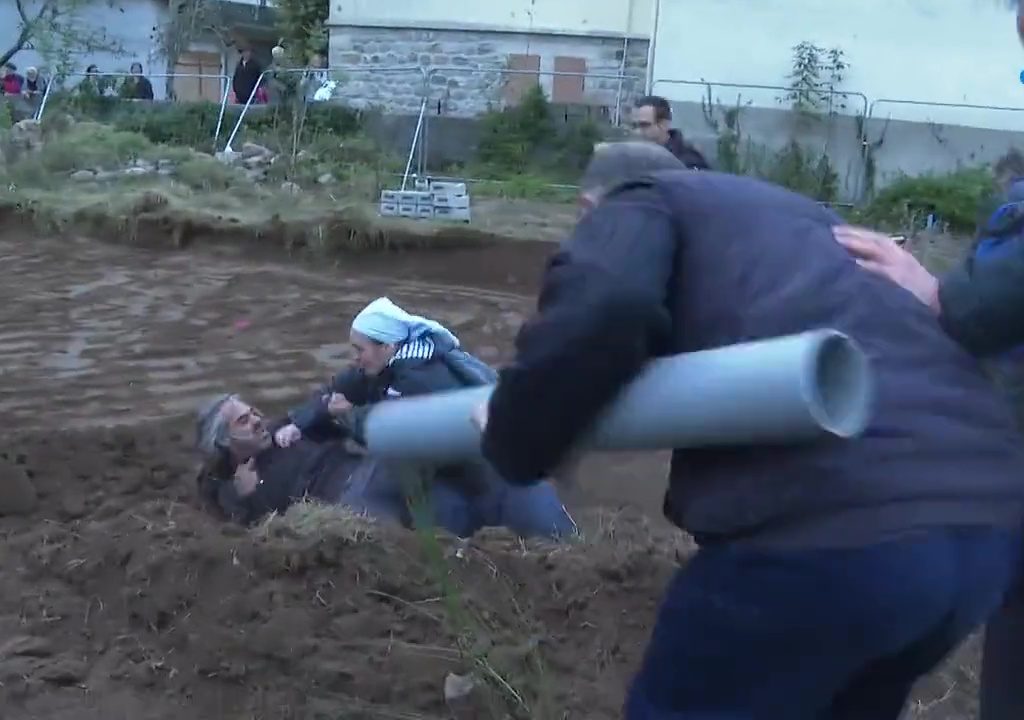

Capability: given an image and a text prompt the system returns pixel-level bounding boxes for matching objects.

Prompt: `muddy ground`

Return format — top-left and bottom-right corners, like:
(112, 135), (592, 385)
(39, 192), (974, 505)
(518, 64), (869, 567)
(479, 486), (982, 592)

(0, 215), (983, 719)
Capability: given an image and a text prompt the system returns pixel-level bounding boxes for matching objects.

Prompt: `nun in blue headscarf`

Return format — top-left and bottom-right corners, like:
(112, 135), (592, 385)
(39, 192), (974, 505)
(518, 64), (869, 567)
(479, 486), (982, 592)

(282, 297), (578, 540)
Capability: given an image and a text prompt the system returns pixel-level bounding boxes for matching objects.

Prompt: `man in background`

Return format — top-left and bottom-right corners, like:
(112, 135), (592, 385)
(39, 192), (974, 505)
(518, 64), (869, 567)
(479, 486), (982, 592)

(232, 47), (263, 104)
(630, 95), (710, 169)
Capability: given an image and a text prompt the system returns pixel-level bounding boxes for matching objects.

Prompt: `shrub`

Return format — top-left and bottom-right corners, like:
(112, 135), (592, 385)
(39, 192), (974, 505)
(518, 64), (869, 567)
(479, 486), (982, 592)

(39, 96), (364, 151)
(853, 167), (997, 233)
(476, 84), (603, 178)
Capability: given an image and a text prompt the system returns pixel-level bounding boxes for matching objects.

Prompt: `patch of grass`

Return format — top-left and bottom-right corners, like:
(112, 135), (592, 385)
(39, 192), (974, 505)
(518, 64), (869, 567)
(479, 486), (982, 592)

(255, 500), (377, 543)
(174, 156), (251, 193)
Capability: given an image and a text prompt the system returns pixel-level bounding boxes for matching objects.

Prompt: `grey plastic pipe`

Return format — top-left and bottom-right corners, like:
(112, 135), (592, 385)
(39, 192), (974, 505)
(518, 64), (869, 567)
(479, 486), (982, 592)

(364, 329), (874, 462)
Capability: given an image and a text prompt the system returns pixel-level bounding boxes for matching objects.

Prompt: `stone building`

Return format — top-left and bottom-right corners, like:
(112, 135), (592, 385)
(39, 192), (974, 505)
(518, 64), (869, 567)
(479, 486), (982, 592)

(326, 0), (653, 120)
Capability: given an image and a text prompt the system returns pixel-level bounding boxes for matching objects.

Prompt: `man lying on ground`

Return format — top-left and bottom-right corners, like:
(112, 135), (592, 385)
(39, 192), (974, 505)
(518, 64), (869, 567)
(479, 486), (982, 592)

(195, 393), (407, 527)
(276, 297), (578, 540)
(473, 140), (1024, 719)
(194, 392), (576, 540)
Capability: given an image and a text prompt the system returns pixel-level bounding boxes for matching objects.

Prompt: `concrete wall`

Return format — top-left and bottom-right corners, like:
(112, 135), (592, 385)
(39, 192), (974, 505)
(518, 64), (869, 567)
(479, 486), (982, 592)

(672, 98), (1024, 202)
(329, 0), (653, 38)
(328, 27), (648, 118)
(651, 0), (1023, 129)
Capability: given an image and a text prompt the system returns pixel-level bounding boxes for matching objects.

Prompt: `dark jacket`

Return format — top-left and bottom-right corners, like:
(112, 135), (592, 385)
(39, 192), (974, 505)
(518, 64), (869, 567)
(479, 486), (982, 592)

(121, 76), (154, 100)
(232, 59), (263, 104)
(196, 419), (361, 526)
(941, 194), (1024, 358)
(665, 129), (710, 170)
(289, 334), (499, 496)
(481, 170), (1024, 548)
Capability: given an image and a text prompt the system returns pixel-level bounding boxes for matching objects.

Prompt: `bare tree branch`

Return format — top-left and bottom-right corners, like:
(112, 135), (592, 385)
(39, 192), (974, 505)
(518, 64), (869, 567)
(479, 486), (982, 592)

(1, 0), (124, 72)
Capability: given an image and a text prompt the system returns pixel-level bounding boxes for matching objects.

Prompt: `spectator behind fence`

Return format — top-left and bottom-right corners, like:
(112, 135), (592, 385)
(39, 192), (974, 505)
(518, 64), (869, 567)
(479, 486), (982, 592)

(631, 95), (710, 170)
(79, 64), (113, 97)
(232, 47), (264, 104)
(1, 63), (24, 96)
(121, 62), (154, 100)
(22, 67), (46, 99)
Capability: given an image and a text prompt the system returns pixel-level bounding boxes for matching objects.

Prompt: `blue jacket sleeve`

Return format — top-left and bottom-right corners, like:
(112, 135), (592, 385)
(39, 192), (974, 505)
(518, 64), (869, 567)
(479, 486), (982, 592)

(480, 183), (676, 484)
(938, 235), (1024, 357)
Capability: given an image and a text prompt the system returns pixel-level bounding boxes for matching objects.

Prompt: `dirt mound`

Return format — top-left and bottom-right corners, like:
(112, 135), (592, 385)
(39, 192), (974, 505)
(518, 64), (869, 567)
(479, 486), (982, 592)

(0, 423), (686, 720)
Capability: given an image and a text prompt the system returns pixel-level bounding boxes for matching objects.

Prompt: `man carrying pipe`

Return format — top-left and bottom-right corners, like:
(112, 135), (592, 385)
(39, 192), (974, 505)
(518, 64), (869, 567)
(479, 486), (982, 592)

(472, 141), (1024, 720)
(835, 219), (1024, 720)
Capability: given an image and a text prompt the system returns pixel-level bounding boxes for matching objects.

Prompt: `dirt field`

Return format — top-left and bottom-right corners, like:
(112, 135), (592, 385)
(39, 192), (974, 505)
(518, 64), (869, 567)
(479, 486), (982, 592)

(0, 215), (982, 719)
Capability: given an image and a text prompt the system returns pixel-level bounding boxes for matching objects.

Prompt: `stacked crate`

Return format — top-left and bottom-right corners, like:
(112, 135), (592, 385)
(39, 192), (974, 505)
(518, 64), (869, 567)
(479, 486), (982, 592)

(430, 181), (471, 223)
(378, 177), (472, 223)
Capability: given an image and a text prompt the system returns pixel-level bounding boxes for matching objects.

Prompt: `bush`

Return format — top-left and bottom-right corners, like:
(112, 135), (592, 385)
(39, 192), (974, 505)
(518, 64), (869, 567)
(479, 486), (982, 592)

(853, 167), (997, 233)
(476, 84), (603, 178)
(39, 95), (364, 151)
(34, 123), (154, 172)
(762, 141), (839, 203)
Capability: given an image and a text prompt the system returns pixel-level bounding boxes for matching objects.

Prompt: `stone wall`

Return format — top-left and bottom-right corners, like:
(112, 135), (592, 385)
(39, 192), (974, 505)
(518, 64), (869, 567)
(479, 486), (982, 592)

(327, 26), (649, 119)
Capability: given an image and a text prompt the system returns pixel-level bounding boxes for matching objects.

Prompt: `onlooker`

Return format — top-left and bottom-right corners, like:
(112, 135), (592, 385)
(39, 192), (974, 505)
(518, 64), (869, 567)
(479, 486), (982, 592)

(834, 181), (1024, 719)
(1, 63), (24, 96)
(630, 95), (710, 169)
(22, 67), (46, 99)
(232, 47), (264, 104)
(120, 62), (154, 100)
(78, 64), (113, 97)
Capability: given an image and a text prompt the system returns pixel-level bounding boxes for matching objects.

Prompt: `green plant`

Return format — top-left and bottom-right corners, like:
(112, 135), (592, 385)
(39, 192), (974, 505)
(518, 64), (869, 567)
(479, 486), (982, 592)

(273, 0), (328, 66)
(763, 141), (839, 203)
(476, 84), (602, 178)
(852, 167), (998, 233)
(783, 41), (848, 116)
(174, 156), (244, 191)
(33, 123), (153, 172)
(0, 100), (13, 131)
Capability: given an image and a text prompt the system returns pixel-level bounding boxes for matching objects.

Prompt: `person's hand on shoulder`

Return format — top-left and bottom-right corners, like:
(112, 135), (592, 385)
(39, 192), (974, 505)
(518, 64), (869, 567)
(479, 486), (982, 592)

(834, 225), (941, 314)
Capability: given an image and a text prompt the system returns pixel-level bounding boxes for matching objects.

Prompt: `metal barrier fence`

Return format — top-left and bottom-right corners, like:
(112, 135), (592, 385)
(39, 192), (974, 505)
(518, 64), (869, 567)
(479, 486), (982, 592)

(221, 65), (428, 152)
(35, 72), (232, 144)
(864, 99), (1024, 193)
(654, 78), (871, 198)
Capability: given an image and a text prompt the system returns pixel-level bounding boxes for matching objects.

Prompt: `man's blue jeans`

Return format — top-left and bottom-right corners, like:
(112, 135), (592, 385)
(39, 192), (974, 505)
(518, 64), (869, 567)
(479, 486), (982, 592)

(626, 526), (1021, 720)
(341, 458), (576, 540)
(431, 480), (578, 540)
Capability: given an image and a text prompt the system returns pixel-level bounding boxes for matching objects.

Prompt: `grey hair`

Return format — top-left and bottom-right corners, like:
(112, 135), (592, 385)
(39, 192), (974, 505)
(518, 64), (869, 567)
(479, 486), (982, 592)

(195, 393), (237, 456)
(581, 140), (686, 197)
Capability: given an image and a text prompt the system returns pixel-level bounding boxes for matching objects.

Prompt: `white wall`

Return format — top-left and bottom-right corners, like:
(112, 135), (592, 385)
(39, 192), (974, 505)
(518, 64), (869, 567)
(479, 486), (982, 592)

(651, 0), (1024, 130)
(1, 0), (170, 89)
(329, 0), (654, 38)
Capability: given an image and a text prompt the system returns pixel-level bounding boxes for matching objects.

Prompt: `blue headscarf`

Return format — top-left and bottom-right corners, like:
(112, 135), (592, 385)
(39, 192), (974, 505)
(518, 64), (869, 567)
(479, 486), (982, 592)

(350, 297), (459, 347)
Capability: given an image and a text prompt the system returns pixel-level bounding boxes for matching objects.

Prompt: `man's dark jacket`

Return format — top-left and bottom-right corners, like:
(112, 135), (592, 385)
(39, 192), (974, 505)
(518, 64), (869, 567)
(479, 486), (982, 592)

(940, 180), (1024, 357)
(232, 59), (263, 103)
(196, 418), (360, 526)
(481, 170), (1024, 548)
(665, 129), (710, 170)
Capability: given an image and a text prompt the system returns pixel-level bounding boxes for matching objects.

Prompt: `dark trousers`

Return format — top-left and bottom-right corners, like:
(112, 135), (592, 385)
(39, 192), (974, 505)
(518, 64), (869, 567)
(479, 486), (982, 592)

(980, 581), (1024, 719)
(626, 526), (1021, 720)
